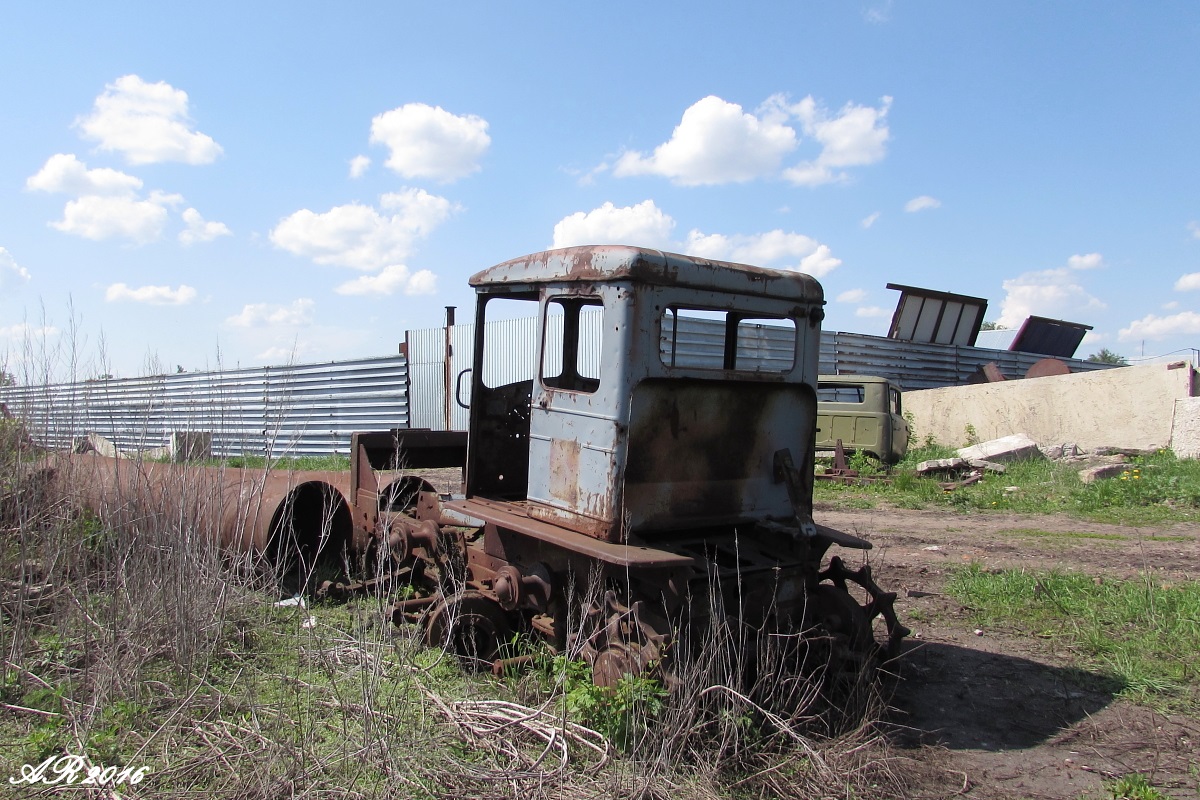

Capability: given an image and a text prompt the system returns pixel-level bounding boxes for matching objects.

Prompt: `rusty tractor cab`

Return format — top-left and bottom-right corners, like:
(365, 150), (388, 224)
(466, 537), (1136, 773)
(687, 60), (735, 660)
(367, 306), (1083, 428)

(361, 246), (906, 688)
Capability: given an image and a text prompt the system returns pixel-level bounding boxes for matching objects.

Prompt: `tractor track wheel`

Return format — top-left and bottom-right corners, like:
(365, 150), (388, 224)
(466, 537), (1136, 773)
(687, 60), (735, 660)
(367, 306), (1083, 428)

(819, 555), (911, 656)
(425, 589), (513, 670)
(579, 590), (673, 688)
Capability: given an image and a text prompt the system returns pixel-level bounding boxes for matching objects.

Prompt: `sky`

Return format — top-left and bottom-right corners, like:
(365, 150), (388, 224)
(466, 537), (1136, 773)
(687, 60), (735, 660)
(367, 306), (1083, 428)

(1, 1), (1198, 380)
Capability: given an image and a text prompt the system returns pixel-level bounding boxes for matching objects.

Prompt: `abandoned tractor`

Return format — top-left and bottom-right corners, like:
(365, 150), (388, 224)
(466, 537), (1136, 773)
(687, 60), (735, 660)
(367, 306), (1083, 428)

(349, 245), (908, 688)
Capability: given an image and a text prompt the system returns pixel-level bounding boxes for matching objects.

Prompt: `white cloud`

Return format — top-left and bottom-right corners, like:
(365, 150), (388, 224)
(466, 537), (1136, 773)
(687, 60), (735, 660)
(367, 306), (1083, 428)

(611, 94), (891, 188)
(781, 95), (892, 186)
(0, 247), (31, 290)
(349, 155), (371, 178)
(369, 103), (490, 182)
(105, 282), (197, 305)
(27, 153), (189, 244)
(179, 208), (231, 245)
(1174, 272), (1200, 291)
(614, 96), (798, 186)
(996, 265), (1107, 329)
(0, 323), (59, 341)
(1164, 300), (1180, 310)
(226, 299), (315, 328)
(270, 189), (456, 270)
(75, 75), (222, 165)
(865, 1), (893, 23)
(855, 306), (891, 318)
(860, 212), (880, 229)
(684, 229), (842, 277)
(406, 269), (438, 296)
(1119, 311), (1200, 341)
(1067, 253), (1103, 270)
(836, 289), (867, 303)
(335, 265), (438, 296)
(26, 153), (142, 196)
(904, 195), (941, 213)
(552, 200), (675, 249)
(1189, 221), (1200, 239)
(51, 191), (182, 243)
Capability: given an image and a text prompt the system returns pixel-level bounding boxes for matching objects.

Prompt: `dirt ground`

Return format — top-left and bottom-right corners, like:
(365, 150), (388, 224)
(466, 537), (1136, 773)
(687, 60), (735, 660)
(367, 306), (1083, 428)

(815, 504), (1200, 799)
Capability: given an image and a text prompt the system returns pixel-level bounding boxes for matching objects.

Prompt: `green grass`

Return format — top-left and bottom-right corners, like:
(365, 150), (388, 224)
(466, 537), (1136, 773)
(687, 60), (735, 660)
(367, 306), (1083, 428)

(179, 453), (353, 471)
(815, 446), (1200, 524)
(2, 594), (476, 795)
(946, 566), (1200, 711)
(1105, 772), (1170, 800)
(998, 528), (1128, 542)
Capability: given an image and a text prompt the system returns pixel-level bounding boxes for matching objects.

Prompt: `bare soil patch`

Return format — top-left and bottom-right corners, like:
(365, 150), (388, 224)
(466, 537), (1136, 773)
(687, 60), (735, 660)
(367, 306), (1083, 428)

(818, 504), (1200, 799)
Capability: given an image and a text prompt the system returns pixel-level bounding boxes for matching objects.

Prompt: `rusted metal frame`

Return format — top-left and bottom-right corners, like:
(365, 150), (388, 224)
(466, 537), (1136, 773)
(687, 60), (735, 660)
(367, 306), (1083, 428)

(465, 289), (538, 500)
(353, 429), (468, 471)
(449, 496), (694, 569)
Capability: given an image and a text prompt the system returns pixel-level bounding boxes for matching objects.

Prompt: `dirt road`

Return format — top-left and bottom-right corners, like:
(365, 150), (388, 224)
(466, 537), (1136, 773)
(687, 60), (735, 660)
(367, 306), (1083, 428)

(817, 505), (1200, 799)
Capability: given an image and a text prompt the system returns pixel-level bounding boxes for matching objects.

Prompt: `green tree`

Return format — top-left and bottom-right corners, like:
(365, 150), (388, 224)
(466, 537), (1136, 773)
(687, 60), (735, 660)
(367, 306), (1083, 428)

(0, 370), (14, 387)
(979, 320), (1006, 331)
(1086, 348), (1128, 365)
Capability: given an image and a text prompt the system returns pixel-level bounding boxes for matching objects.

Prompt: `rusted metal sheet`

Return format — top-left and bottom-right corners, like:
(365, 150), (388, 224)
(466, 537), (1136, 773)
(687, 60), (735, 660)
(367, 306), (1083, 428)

(624, 381), (811, 533)
(966, 361), (1009, 384)
(1009, 315), (1092, 358)
(886, 283), (988, 346)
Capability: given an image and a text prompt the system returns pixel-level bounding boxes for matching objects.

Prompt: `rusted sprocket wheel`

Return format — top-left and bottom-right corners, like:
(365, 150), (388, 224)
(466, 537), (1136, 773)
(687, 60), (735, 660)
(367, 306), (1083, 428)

(425, 589), (513, 670)
(579, 590), (673, 688)
(817, 555), (911, 656)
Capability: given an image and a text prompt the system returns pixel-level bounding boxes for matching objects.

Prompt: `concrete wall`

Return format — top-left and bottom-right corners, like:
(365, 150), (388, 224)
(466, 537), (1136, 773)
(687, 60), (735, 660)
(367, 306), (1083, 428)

(1172, 397), (1200, 459)
(903, 362), (1197, 452)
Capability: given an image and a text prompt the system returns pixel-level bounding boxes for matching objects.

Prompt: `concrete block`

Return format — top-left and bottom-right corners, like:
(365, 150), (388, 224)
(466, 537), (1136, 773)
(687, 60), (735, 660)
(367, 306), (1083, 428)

(957, 434), (1043, 463)
(916, 457), (968, 475)
(74, 432), (123, 458)
(1170, 397), (1200, 459)
(904, 362), (1196, 451)
(1079, 464), (1129, 484)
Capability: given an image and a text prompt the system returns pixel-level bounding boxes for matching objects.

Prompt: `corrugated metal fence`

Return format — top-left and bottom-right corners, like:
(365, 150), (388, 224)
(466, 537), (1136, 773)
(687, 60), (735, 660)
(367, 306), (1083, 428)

(0, 356), (409, 457)
(1, 318), (1115, 451)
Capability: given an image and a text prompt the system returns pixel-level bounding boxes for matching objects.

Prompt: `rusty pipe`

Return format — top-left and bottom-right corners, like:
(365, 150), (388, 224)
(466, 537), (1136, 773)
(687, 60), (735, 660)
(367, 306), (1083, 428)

(50, 453), (365, 561)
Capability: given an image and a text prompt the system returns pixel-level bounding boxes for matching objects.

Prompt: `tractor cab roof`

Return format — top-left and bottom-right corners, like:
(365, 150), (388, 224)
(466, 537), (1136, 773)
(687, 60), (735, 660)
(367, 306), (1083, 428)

(469, 245), (824, 303)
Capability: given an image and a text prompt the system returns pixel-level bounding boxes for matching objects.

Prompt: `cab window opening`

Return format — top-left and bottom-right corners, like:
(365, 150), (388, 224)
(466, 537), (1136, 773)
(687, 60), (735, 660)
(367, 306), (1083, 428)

(542, 296), (602, 393)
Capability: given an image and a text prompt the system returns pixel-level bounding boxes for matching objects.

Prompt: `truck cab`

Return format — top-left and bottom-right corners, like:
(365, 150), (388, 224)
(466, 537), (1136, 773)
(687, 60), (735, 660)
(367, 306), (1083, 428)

(816, 375), (911, 464)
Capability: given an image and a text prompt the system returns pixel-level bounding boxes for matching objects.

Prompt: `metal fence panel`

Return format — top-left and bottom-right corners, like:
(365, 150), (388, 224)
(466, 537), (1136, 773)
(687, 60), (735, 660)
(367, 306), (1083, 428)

(3, 317), (1116, 450)
(0, 355), (409, 457)
(405, 327), (448, 431)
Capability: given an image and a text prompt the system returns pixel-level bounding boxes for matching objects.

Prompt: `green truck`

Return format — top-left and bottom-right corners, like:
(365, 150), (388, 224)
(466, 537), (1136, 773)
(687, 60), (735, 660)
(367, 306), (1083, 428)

(816, 375), (911, 464)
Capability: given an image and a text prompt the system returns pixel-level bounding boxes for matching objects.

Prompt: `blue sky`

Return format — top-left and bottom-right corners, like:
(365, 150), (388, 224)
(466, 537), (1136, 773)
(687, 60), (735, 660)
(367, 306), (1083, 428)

(1, 1), (1198, 379)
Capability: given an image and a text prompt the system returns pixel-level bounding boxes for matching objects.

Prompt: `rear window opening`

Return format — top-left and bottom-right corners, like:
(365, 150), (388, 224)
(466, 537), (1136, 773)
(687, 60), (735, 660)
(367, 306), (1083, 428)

(660, 308), (797, 372)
